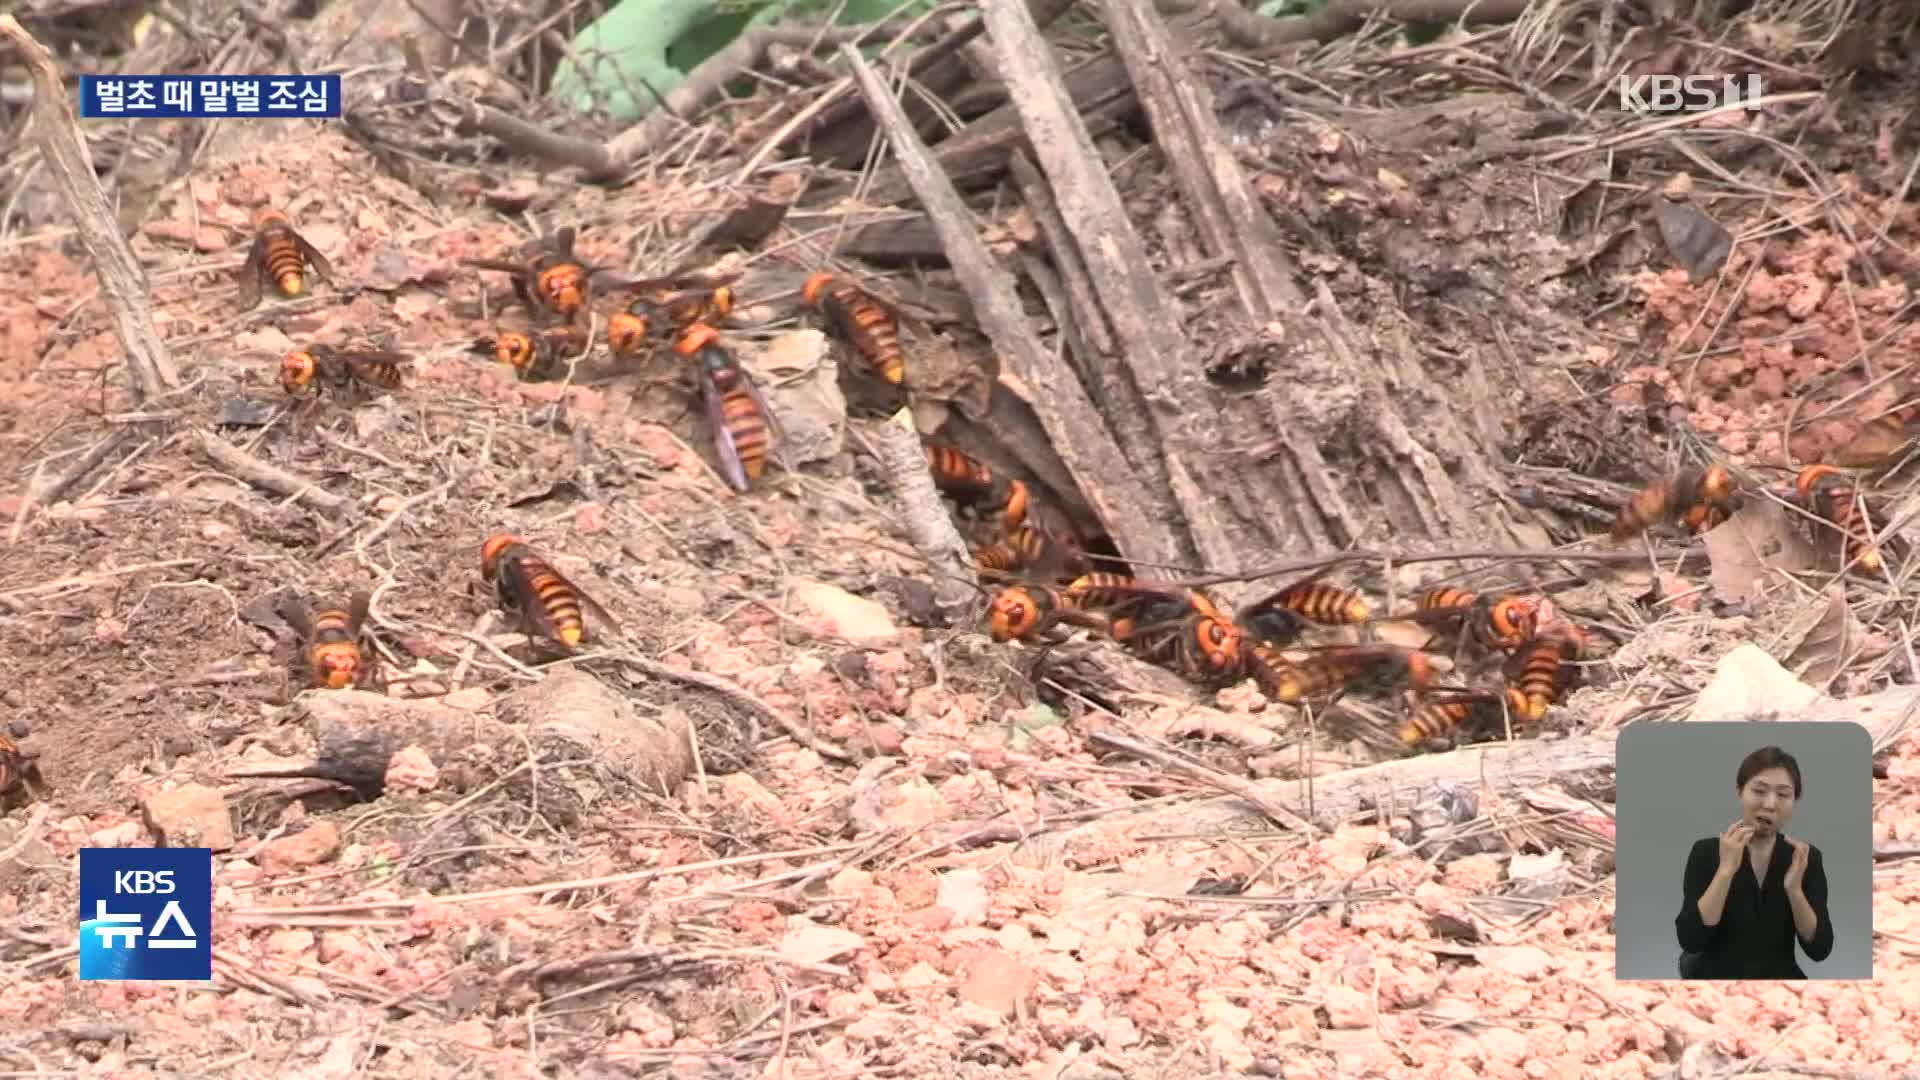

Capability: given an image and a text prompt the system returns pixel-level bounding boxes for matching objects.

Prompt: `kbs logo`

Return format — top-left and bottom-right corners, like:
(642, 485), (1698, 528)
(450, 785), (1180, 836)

(1619, 74), (1766, 115)
(78, 848), (213, 981)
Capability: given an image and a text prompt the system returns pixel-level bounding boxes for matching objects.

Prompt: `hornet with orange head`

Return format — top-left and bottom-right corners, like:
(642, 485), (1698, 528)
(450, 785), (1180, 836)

(0, 731), (45, 812)
(924, 441), (1030, 536)
(278, 591), (377, 691)
(1505, 619), (1585, 721)
(1794, 464), (1898, 575)
(1131, 605), (1245, 687)
(601, 272), (742, 359)
(1610, 464), (1743, 540)
(463, 227), (594, 322)
(470, 325), (590, 382)
(1406, 587), (1546, 656)
(1049, 577), (1244, 685)
(280, 345), (411, 399)
(986, 584), (1112, 644)
(237, 207), (334, 311)
(675, 322), (786, 492)
(1247, 644), (1442, 707)
(989, 584), (1066, 643)
(802, 271), (919, 386)
(480, 535), (621, 651)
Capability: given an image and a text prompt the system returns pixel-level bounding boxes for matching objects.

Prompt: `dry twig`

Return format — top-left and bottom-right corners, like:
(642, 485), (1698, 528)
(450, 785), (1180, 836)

(1104, 0), (1303, 322)
(0, 16), (178, 403)
(1165, 0), (1536, 52)
(195, 430), (354, 517)
(872, 417), (978, 612)
(1090, 729), (1315, 832)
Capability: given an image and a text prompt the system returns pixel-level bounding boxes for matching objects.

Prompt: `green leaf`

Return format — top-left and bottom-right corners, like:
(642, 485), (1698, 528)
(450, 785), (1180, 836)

(548, 0), (943, 124)
(547, 0), (723, 122)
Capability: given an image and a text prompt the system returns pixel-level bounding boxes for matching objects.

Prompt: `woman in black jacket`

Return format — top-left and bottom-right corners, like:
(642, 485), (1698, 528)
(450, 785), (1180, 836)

(1675, 745), (1835, 978)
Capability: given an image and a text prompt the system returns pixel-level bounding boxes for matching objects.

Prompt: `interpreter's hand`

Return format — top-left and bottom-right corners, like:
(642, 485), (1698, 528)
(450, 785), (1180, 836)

(1717, 820), (1754, 874)
(1783, 835), (1810, 895)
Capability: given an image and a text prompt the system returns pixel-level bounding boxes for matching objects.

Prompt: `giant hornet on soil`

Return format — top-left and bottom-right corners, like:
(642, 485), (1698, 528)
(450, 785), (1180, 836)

(280, 345), (411, 400)
(1793, 464), (1903, 575)
(988, 582), (1099, 643)
(237, 207), (334, 311)
(0, 731), (47, 812)
(1245, 642), (1442, 706)
(277, 590), (380, 692)
(470, 325), (591, 382)
(1399, 687), (1533, 748)
(802, 271), (921, 386)
(1504, 618), (1586, 721)
(600, 272), (743, 361)
(480, 534), (621, 651)
(1404, 586), (1546, 657)
(1077, 578), (1248, 687)
(925, 441), (1031, 537)
(1233, 575), (1441, 706)
(675, 323), (786, 492)
(1236, 576), (1373, 645)
(1610, 464), (1743, 539)
(1387, 591), (1584, 750)
(463, 227), (594, 322)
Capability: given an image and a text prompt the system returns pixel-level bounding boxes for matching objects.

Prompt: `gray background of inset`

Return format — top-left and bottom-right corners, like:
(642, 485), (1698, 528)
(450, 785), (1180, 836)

(1614, 720), (1874, 980)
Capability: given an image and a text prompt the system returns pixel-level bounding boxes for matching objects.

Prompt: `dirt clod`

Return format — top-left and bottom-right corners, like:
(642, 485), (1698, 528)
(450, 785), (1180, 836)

(139, 784), (236, 851)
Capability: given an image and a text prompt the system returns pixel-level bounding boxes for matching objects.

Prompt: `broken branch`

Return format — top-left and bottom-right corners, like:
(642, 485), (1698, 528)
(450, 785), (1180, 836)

(1103, 0), (1304, 321)
(874, 418), (979, 613)
(0, 16), (179, 403)
(1165, 0), (1535, 52)
(599, 15), (946, 178)
(984, 0), (1255, 572)
(457, 103), (614, 177)
(195, 431), (354, 517)
(836, 40), (1190, 572)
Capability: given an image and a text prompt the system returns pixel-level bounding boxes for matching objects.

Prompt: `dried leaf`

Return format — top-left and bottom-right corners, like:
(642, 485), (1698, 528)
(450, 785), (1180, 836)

(694, 197), (790, 255)
(899, 334), (992, 416)
(362, 246), (454, 292)
(1781, 586), (1864, 689)
(1654, 198), (1732, 282)
(1703, 498), (1819, 607)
